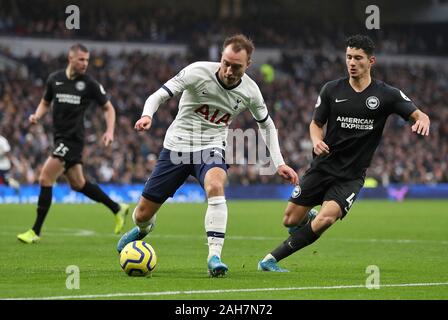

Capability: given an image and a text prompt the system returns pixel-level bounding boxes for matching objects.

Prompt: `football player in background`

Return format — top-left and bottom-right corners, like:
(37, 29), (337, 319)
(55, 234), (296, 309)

(0, 134), (20, 191)
(17, 44), (129, 244)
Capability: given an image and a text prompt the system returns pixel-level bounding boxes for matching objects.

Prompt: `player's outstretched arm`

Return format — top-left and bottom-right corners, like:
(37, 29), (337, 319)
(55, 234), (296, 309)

(29, 99), (51, 124)
(277, 164), (298, 185)
(135, 116), (152, 131)
(138, 87), (172, 132)
(101, 101), (116, 146)
(409, 109), (430, 136)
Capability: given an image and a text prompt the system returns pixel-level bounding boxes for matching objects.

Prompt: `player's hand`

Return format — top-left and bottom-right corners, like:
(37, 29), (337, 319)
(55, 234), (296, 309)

(411, 117), (430, 136)
(102, 131), (114, 147)
(277, 164), (298, 185)
(313, 140), (330, 155)
(135, 116), (152, 131)
(29, 114), (39, 125)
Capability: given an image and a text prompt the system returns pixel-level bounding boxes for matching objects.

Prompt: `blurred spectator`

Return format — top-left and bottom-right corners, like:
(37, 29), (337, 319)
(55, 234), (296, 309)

(0, 48), (447, 185)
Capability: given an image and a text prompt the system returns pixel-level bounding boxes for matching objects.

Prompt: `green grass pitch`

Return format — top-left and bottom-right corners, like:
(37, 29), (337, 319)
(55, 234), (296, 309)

(0, 200), (447, 300)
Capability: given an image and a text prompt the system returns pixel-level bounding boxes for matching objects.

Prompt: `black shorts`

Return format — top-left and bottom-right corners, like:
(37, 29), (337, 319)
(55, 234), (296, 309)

(51, 138), (83, 170)
(289, 168), (364, 218)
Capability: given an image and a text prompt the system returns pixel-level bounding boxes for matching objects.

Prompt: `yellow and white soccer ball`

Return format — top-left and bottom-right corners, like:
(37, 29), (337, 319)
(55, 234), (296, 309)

(119, 240), (157, 277)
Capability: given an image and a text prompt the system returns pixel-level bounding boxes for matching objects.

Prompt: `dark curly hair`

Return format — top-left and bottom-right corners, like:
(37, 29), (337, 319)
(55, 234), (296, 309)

(346, 35), (375, 56)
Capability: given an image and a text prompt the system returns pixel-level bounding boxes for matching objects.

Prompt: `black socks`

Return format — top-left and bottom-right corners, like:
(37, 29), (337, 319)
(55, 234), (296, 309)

(32, 186), (53, 235)
(79, 181), (120, 213)
(271, 222), (320, 262)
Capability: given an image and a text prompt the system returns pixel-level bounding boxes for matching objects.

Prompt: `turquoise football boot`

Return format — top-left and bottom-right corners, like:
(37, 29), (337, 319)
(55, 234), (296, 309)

(207, 255), (228, 277)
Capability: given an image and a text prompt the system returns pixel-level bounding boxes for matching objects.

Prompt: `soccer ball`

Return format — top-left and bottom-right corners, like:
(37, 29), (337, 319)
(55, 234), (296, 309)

(119, 240), (157, 277)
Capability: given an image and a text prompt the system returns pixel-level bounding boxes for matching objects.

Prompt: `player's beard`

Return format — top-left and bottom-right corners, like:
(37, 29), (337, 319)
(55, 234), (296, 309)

(225, 76), (236, 86)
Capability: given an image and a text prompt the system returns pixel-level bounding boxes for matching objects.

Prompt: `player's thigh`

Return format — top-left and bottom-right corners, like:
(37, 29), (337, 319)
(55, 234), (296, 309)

(193, 148), (228, 197)
(283, 202), (313, 227)
(142, 149), (191, 204)
(312, 200), (342, 235)
(39, 156), (65, 185)
(324, 177), (364, 218)
(65, 164), (86, 190)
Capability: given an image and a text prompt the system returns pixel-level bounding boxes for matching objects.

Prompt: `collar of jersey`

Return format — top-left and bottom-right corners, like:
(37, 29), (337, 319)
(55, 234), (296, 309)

(215, 71), (242, 90)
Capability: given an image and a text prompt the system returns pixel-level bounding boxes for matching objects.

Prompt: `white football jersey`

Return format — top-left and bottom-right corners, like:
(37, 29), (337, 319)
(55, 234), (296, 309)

(161, 61), (268, 152)
(0, 135), (12, 170)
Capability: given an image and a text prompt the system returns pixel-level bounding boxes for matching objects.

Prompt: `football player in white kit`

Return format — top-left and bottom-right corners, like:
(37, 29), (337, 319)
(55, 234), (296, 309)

(0, 134), (20, 191)
(117, 34), (298, 277)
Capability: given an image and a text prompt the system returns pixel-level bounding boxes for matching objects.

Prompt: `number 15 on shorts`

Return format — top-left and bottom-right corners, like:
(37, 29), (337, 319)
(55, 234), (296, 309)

(53, 143), (69, 157)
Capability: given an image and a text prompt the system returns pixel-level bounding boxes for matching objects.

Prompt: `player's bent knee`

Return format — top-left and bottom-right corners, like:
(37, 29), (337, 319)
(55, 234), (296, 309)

(283, 219), (293, 228)
(282, 215), (297, 227)
(315, 215), (338, 229)
(38, 175), (53, 187)
(205, 181), (225, 197)
(135, 199), (159, 222)
(283, 205), (307, 227)
(69, 181), (85, 191)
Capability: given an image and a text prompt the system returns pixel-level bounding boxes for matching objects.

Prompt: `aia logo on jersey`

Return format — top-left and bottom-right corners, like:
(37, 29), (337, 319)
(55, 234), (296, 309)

(366, 96), (380, 110)
(195, 104), (230, 125)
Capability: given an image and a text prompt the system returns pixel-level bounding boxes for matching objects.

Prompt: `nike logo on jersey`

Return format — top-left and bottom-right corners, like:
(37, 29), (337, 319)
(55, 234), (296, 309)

(335, 98), (348, 103)
(56, 82), (64, 85)
(202, 91), (207, 95)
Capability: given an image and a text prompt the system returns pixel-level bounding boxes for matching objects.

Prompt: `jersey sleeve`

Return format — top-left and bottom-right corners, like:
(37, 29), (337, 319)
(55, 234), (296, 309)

(90, 80), (109, 106)
(389, 87), (418, 120)
(312, 83), (331, 125)
(248, 85), (269, 123)
(162, 63), (197, 97)
(0, 136), (11, 155)
(42, 74), (54, 102)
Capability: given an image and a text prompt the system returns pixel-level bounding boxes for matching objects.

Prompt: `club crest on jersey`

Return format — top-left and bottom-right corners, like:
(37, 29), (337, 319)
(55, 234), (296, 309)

(291, 185), (301, 198)
(366, 96), (380, 110)
(234, 98), (242, 110)
(75, 81), (86, 91)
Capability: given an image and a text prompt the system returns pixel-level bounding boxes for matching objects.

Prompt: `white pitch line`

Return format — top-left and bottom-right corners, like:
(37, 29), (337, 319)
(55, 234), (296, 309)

(2, 228), (448, 245)
(3, 282), (448, 300)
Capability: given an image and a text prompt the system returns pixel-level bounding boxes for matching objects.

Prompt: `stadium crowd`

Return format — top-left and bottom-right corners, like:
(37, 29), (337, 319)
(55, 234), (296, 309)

(1, 46), (447, 186)
(1, 1), (447, 56)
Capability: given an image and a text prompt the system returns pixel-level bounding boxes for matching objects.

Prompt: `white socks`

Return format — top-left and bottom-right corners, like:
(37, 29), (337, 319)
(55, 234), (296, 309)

(262, 253), (276, 262)
(132, 207), (156, 234)
(205, 196), (227, 260)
